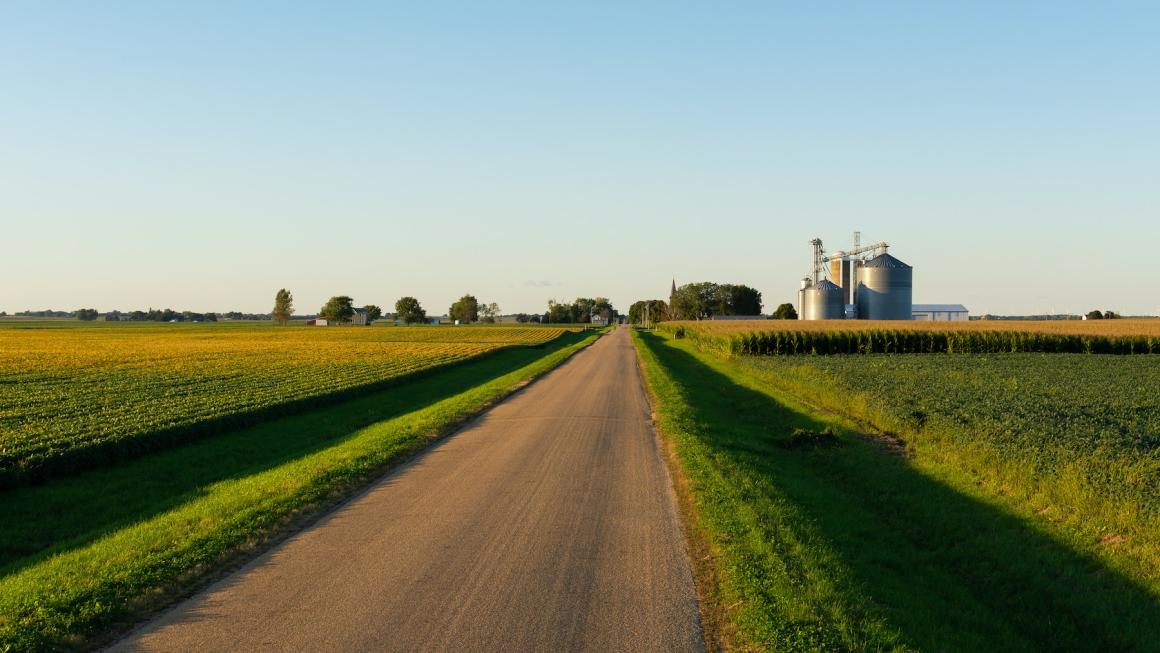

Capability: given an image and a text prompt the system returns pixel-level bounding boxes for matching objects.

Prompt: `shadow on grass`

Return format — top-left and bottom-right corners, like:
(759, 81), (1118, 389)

(0, 333), (588, 578)
(639, 331), (1160, 652)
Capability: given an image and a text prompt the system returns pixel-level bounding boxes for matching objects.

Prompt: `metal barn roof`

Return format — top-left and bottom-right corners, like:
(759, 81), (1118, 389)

(912, 304), (968, 313)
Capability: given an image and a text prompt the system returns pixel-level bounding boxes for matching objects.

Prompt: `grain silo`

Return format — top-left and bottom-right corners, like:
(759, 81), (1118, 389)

(801, 279), (844, 320)
(797, 278), (811, 320)
(856, 253), (913, 320)
(829, 253), (857, 305)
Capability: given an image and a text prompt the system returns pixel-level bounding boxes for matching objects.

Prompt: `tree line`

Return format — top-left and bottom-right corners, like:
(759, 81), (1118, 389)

(629, 282), (797, 324)
(7, 291), (616, 325)
(544, 297), (615, 324)
(280, 290), (518, 326)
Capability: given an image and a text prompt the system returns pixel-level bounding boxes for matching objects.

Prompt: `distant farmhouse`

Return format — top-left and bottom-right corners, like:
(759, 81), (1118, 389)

(351, 308), (368, 326)
(912, 304), (969, 321)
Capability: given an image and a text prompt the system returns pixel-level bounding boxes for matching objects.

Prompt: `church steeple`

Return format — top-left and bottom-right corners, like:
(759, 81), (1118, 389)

(670, 278), (676, 300)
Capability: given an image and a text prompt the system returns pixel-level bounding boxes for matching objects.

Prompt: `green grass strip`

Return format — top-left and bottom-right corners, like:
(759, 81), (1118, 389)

(0, 333), (598, 652)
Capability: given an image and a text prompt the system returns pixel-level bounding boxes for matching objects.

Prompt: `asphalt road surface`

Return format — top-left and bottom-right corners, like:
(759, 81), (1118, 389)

(111, 326), (704, 652)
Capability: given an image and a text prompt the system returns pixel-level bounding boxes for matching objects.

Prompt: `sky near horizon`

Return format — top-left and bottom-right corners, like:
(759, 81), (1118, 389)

(3, 2), (1158, 316)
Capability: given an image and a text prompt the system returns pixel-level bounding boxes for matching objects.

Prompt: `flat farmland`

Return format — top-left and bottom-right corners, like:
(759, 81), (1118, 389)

(633, 329), (1160, 650)
(0, 324), (565, 486)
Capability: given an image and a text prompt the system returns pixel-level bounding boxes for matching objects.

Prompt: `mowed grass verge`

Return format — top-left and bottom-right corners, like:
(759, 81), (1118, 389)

(631, 329), (1160, 652)
(0, 330), (599, 652)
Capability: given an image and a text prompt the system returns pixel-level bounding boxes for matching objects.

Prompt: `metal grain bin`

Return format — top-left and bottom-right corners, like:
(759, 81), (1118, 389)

(802, 279), (845, 320)
(856, 253), (913, 320)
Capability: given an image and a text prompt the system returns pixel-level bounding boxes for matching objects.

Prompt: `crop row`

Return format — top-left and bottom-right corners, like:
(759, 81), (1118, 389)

(658, 318), (1160, 337)
(0, 325), (566, 487)
(659, 323), (1160, 356)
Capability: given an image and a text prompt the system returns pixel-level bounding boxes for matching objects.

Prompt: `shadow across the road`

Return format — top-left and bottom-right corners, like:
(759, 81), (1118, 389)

(0, 332), (590, 578)
(638, 330), (1160, 652)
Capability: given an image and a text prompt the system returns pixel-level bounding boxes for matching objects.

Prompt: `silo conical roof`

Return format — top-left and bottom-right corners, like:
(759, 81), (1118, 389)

(815, 279), (842, 291)
(863, 253), (911, 269)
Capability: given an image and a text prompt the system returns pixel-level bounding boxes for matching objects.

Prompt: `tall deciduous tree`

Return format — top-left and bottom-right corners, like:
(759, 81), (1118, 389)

(319, 296), (354, 324)
(449, 295), (479, 323)
(272, 289), (294, 324)
(670, 282), (762, 319)
(363, 305), (382, 322)
(628, 300), (668, 324)
(545, 300), (574, 324)
(480, 302), (500, 323)
(395, 296), (427, 324)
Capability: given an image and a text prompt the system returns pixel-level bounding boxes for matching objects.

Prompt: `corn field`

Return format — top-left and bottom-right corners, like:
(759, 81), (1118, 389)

(658, 320), (1160, 356)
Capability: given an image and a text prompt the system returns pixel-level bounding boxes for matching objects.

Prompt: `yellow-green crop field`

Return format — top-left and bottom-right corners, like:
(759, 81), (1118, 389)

(0, 324), (565, 486)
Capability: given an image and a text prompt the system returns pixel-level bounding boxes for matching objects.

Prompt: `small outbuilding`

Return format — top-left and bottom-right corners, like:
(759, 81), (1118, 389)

(306, 318), (329, 326)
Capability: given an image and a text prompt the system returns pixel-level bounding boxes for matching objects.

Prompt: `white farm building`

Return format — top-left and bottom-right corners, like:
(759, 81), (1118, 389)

(911, 304), (969, 321)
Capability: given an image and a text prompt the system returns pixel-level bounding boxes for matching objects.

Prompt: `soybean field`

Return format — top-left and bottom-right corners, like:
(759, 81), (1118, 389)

(742, 354), (1160, 525)
(0, 324), (566, 486)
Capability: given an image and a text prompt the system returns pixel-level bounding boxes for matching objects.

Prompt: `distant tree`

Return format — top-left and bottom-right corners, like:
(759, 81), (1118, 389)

(723, 284), (763, 316)
(572, 297), (596, 323)
(481, 302), (500, 324)
(529, 313), (542, 323)
(514, 313), (531, 323)
(76, 308), (99, 321)
(545, 300), (575, 324)
(0, 311), (7, 317)
(272, 289), (294, 324)
(363, 304), (383, 322)
(449, 295), (479, 323)
(319, 296), (355, 324)
(670, 283), (713, 319)
(1103, 310), (1118, 319)
(1086, 310), (1104, 320)
(395, 296), (427, 324)
(628, 300), (668, 325)
(772, 303), (798, 320)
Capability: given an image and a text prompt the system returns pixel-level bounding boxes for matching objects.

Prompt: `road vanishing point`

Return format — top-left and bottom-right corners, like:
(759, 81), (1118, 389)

(111, 326), (705, 652)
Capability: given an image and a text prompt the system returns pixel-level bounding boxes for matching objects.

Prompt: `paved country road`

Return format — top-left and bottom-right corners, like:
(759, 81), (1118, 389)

(110, 326), (705, 653)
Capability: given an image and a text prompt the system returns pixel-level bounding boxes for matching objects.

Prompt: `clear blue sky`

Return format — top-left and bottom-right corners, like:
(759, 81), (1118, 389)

(3, 2), (1158, 316)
